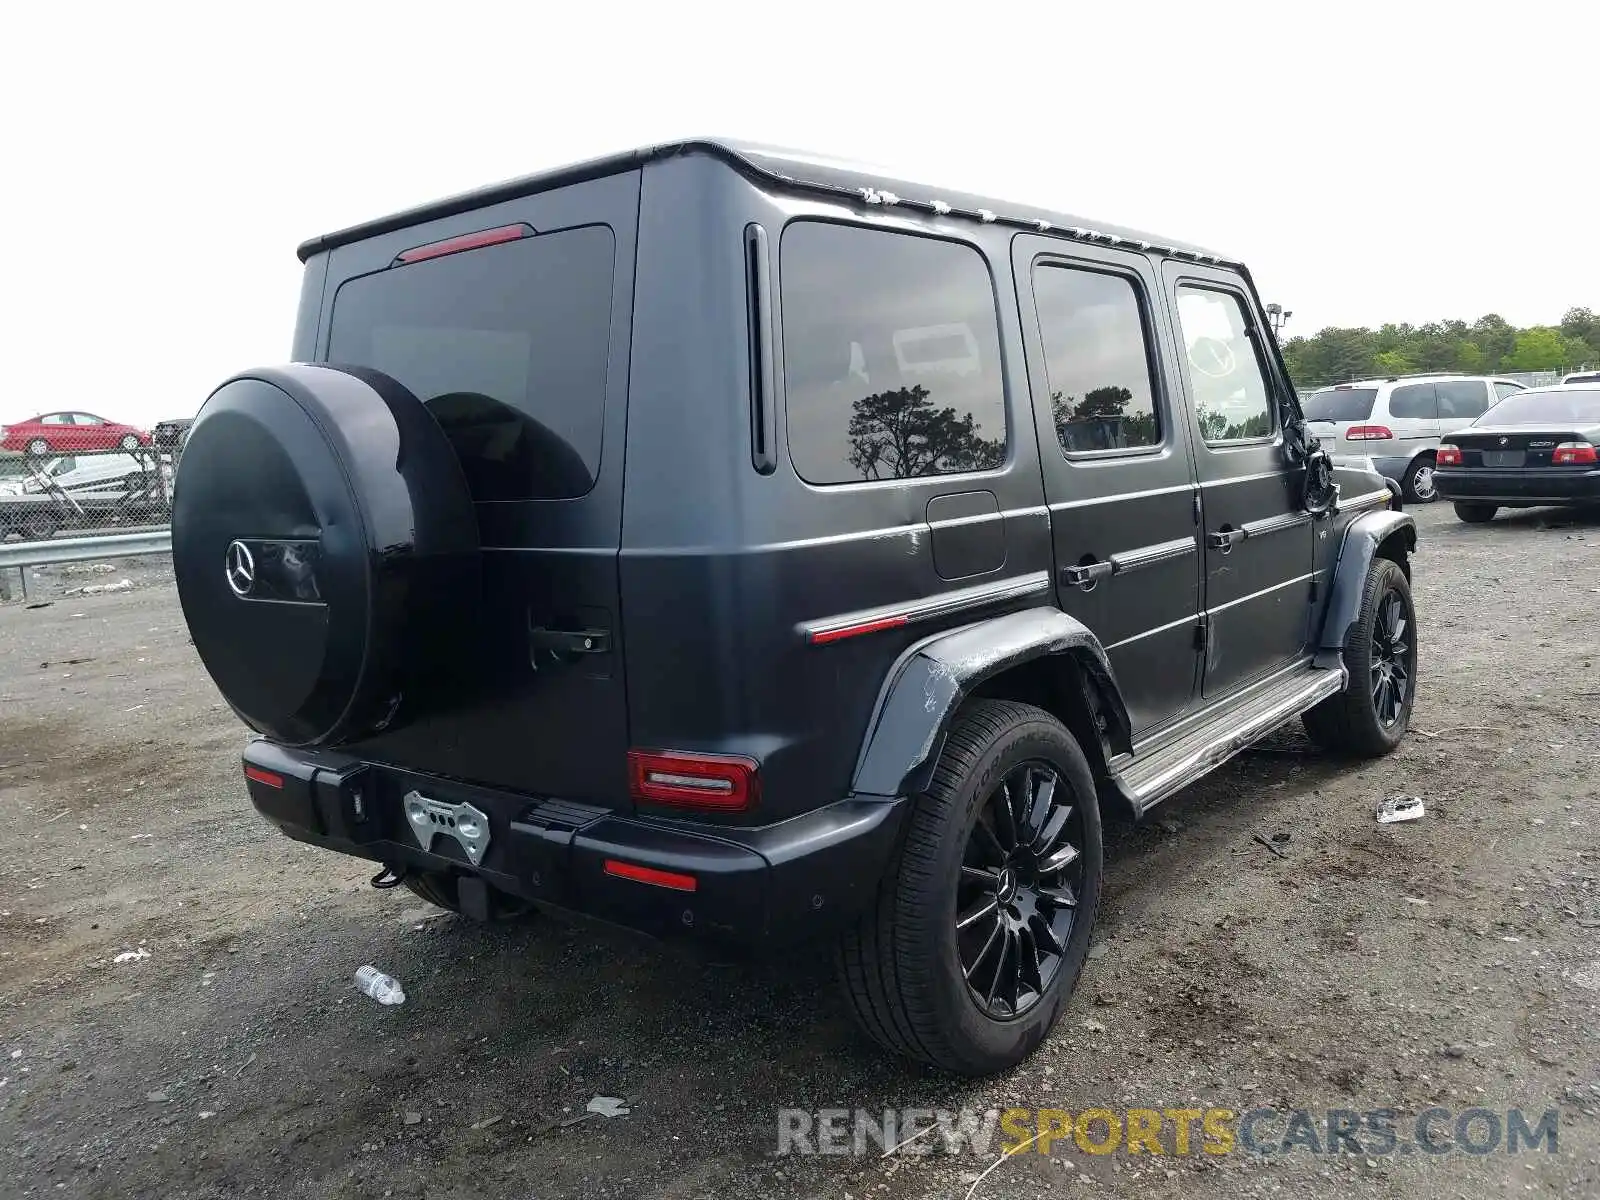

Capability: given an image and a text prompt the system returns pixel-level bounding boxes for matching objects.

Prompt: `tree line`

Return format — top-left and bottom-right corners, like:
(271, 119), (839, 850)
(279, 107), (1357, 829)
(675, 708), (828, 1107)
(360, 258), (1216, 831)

(1281, 306), (1600, 388)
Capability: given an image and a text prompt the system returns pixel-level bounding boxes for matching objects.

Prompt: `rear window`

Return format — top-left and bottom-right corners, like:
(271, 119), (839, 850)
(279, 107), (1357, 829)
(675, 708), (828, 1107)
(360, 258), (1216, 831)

(1476, 387), (1600, 426)
(326, 225), (615, 501)
(780, 222), (1007, 485)
(1303, 387), (1376, 422)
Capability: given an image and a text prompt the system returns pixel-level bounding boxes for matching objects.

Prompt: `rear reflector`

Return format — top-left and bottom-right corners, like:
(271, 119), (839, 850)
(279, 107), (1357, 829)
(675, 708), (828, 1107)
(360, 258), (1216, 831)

(244, 765), (284, 789)
(808, 614), (909, 645)
(1346, 425), (1394, 441)
(628, 749), (758, 811)
(603, 859), (698, 892)
(1553, 441), (1598, 465)
(395, 223), (531, 264)
(1435, 444), (1463, 466)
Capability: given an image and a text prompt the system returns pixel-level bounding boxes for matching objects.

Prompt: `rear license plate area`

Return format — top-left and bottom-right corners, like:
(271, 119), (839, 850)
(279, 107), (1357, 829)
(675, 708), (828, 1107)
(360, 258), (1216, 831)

(1481, 450), (1525, 468)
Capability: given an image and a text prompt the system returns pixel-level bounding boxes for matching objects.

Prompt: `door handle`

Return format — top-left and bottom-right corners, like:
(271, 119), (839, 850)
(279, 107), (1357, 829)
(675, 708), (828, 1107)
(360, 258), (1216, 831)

(1061, 560), (1115, 590)
(528, 626), (611, 655)
(1207, 527), (1246, 553)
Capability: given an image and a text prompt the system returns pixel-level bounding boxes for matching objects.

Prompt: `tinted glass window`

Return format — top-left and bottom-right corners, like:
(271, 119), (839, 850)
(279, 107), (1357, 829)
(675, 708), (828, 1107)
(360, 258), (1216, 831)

(40, 414), (71, 425)
(1032, 265), (1160, 454)
(1174, 287), (1273, 442)
(1493, 381), (1524, 401)
(327, 225), (615, 501)
(1436, 380), (1489, 419)
(1387, 383), (1438, 420)
(1303, 387), (1377, 422)
(1473, 387), (1600, 425)
(780, 222), (1006, 484)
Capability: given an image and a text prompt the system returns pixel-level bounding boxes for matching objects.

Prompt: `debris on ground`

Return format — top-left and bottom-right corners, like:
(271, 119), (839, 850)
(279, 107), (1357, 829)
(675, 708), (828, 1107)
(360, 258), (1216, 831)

(1252, 833), (1289, 860)
(1376, 795), (1425, 824)
(586, 1096), (630, 1118)
(113, 948), (151, 964)
(469, 1114), (503, 1131)
(73, 579), (134, 596)
(403, 1112), (423, 1125)
(353, 965), (406, 1006)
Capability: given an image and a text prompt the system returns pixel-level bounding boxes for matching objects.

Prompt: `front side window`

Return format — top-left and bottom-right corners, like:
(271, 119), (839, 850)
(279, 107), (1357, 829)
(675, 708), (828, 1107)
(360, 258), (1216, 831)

(1388, 384), (1438, 420)
(327, 225), (616, 502)
(1174, 286), (1274, 443)
(1033, 264), (1161, 454)
(40, 414), (72, 425)
(780, 222), (1007, 484)
(1436, 380), (1489, 420)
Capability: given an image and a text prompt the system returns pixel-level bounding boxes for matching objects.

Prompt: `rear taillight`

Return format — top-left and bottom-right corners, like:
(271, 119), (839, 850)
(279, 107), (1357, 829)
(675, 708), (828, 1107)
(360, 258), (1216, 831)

(628, 750), (759, 812)
(1553, 441), (1598, 465)
(1346, 425), (1394, 441)
(1435, 444), (1463, 466)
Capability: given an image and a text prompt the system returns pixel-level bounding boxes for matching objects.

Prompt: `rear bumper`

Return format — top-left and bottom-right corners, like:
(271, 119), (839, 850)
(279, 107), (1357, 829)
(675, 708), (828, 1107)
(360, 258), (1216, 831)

(1367, 455), (1413, 484)
(241, 740), (906, 949)
(1434, 467), (1600, 506)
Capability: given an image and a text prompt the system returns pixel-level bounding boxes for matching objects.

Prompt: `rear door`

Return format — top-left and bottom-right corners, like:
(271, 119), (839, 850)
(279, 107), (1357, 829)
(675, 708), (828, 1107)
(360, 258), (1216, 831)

(1385, 382), (1440, 456)
(1436, 378), (1491, 435)
(1162, 263), (1315, 698)
(1013, 237), (1202, 734)
(311, 171), (640, 808)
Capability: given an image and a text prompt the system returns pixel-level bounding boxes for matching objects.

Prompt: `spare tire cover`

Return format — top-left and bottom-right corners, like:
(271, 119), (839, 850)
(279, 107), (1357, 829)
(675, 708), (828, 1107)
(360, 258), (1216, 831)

(173, 364), (479, 747)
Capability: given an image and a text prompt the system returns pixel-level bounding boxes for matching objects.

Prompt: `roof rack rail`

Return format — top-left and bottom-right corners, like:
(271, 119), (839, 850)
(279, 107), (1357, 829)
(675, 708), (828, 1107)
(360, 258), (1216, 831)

(1384, 371), (1467, 381)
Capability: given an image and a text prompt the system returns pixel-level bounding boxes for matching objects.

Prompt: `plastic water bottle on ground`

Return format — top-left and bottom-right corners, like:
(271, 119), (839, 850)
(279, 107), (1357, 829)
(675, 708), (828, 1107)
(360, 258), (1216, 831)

(354, 965), (406, 1006)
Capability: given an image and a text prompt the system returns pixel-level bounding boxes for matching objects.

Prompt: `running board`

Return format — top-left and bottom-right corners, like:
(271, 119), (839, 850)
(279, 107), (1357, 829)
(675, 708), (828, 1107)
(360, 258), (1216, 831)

(1110, 664), (1347, 815)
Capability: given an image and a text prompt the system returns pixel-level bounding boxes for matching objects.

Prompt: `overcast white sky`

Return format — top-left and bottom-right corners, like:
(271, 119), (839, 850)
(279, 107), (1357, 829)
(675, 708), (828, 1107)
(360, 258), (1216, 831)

(4, 0), (1594, 428)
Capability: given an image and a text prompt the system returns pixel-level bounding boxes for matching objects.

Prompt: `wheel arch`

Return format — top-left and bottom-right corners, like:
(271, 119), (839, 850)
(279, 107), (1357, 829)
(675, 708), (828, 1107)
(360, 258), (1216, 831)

(1317, 509), (1416, 662)
(850, 607), (1132, 803)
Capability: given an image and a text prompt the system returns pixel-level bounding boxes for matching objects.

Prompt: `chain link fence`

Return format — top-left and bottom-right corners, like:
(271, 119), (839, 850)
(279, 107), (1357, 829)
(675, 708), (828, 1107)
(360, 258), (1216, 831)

(0, 428), (185, 600)
(0, 437), (181, 543)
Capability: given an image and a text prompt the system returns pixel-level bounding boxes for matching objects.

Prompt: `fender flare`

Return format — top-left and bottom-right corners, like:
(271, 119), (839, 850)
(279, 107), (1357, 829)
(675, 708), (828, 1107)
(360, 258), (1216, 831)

(1318, 509), (1417, 659)
(850, 607), (1132, 799)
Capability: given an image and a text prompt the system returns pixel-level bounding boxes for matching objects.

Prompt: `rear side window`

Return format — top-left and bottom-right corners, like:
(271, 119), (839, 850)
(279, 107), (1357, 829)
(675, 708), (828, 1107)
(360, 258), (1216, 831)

(780, 222), (1007, 484)
(1303, 387), (1377, 422)
(1493, 381), (1524, 401)
(1387, 383), (1438, 420)
(327, 225), (615, 501)
(1436, 380), (1489, 419)
(1032, 264), (1161, 454)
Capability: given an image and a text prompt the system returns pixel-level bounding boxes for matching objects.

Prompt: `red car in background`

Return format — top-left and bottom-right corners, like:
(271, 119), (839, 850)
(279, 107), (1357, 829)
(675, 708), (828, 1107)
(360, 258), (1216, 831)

(1, 411), (151, 456)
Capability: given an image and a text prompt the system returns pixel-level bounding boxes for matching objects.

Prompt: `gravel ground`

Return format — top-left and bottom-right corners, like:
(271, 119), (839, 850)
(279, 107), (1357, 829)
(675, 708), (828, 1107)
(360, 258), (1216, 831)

(1, 505), (1598, 1199)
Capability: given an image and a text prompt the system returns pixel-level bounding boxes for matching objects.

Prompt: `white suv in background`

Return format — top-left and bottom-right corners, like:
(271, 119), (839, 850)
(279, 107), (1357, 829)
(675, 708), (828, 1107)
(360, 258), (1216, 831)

(1302, 374), (1527, 501)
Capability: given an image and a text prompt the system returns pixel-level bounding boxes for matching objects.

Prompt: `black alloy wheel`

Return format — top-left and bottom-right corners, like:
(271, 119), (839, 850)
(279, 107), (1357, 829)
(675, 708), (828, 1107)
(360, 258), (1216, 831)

(956, 761), (1085, 1020)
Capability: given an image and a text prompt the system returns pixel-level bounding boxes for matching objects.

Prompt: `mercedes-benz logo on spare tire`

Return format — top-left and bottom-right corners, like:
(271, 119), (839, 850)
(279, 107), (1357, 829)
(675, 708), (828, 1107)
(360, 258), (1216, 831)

(225, 540), (256, 597)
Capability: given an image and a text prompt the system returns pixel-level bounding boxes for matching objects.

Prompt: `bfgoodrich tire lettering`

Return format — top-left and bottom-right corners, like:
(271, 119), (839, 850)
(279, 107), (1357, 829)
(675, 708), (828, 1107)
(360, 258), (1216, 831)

(836, 699), (1102, 1075)
(1303, 556), (1417, 757)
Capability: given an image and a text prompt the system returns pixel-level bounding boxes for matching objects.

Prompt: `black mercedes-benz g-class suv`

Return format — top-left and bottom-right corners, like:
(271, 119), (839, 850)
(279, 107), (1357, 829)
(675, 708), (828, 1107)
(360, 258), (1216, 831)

(172, 138), (1417, 1076)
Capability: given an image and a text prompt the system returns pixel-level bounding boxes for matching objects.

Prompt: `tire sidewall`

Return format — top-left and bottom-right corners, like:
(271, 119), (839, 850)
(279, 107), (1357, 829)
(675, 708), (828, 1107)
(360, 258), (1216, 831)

(1346, 559), (1417, 749)
(922, 716), (1102, 1072)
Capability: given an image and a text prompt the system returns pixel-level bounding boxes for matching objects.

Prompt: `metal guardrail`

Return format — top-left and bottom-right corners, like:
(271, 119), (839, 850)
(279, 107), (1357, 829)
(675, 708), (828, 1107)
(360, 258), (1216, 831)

(0, 529), (172, 601)
(0, 528), (172, 570)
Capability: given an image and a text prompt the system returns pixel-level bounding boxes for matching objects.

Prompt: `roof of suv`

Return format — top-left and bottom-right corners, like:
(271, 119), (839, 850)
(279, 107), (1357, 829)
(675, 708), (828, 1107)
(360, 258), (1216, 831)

(296, 136), (1235, 267)
(1319, 374), (1522, 389)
